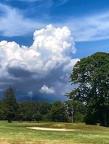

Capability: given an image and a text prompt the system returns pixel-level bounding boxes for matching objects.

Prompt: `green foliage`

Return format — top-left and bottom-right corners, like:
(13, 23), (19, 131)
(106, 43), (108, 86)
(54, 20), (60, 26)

(18, 101), (52, 122)
(50, 101), (68, 122)
(18, 101), (36, 121)
(2, 87), (18, 122)
(35, 101), (52, 121)
(39, 101), (52, 115)
(65, 100), (86, 123)
(0, 98), (70, 122)
(0, 101), (6, 120)
(67, 52), (109, 126)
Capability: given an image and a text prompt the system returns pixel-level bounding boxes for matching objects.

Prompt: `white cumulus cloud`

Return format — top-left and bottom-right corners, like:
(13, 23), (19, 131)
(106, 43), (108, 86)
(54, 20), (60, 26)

(40, 85), (55, 94)
(0, 24), (79, 100)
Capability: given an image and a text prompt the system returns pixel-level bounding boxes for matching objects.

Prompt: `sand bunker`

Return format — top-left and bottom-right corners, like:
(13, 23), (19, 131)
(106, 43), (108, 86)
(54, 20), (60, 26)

(27, 127), (74, 131)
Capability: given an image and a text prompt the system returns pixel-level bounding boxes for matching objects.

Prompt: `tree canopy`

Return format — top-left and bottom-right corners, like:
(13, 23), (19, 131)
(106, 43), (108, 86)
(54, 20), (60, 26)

(67, 52), (109, 126)
(50, 101), (68, 122)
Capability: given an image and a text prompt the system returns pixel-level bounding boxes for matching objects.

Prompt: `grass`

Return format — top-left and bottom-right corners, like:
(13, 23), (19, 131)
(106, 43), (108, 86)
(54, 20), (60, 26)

(0, 121), (109, 144)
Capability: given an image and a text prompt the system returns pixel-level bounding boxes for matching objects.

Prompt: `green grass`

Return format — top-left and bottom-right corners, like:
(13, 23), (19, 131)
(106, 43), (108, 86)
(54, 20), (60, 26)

(0, 121), (109, 144)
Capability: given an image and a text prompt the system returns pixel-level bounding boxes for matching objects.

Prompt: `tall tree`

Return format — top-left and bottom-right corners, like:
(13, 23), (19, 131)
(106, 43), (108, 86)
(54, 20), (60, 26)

(66, 52), (109, 126)
(3, 87), (18, 122)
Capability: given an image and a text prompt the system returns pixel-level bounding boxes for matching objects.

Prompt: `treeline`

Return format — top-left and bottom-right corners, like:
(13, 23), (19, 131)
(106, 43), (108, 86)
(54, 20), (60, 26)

(0, 87), (86, 123)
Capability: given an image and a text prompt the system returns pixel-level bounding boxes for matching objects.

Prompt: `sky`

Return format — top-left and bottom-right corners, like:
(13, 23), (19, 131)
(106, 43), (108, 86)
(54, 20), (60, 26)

(0, 0), (109, 102)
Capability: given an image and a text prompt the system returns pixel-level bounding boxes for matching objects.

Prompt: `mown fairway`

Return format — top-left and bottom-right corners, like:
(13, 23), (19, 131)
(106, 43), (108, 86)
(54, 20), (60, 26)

(0, 121), (109, 144)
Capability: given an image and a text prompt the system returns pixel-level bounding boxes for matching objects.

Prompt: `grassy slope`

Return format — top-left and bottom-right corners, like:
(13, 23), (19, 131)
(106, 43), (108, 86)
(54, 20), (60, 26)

(0, 121), (109, 144)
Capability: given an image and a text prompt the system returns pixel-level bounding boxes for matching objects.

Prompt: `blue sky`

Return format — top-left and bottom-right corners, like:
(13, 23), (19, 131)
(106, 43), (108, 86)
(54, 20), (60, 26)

(0, 0), (109, 102)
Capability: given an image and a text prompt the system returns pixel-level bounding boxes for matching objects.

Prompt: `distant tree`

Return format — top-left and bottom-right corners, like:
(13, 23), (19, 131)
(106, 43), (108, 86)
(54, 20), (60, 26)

(0, 100), (5, 120)
(66, 52), (109, 126)
(50, 101), (68, 122)
(35, 111), (42, 122)
(3, 87), (18, 122)
(18, 101), (52, 122)
(18, 101), (36, 121)
(65, 100), (86, 123)
(35, 101), (52, 122)
(39, 102), (52, 115)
